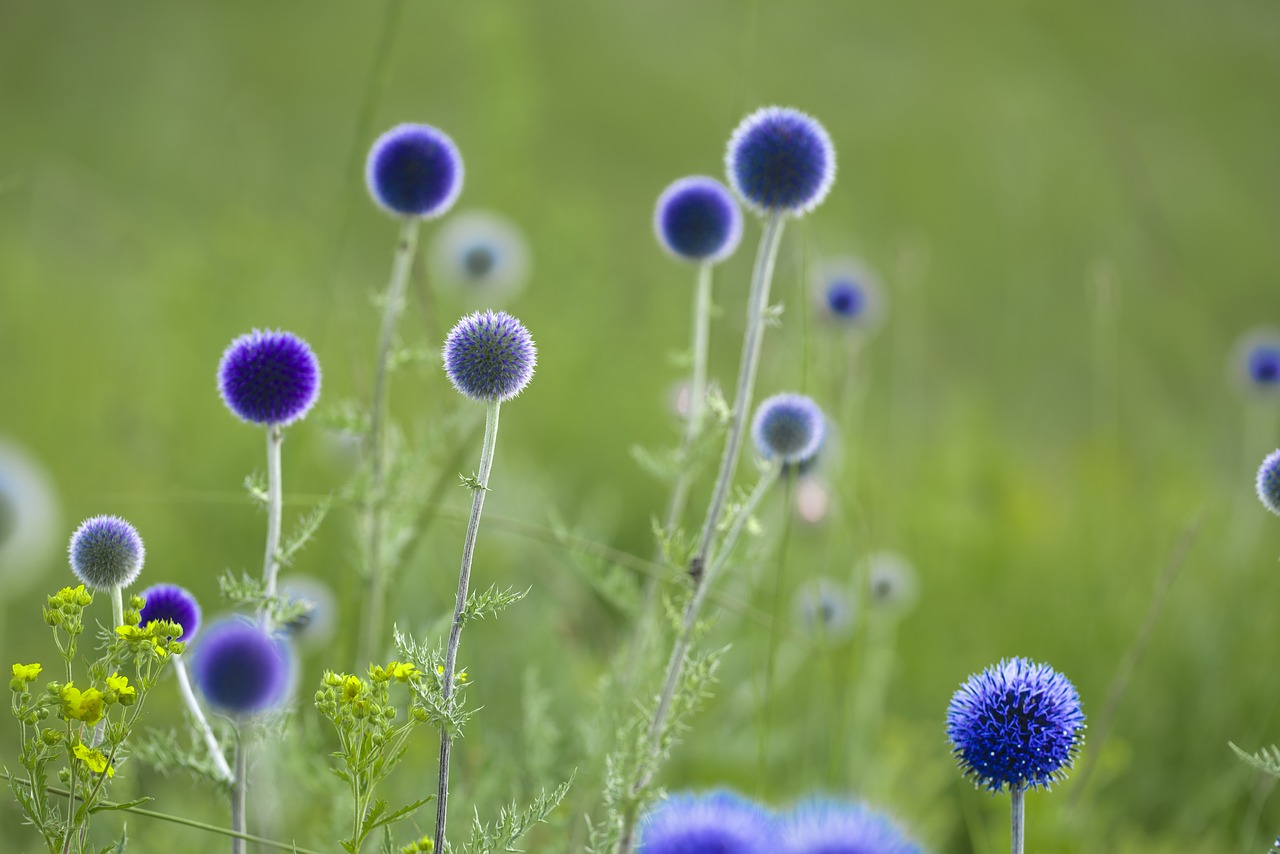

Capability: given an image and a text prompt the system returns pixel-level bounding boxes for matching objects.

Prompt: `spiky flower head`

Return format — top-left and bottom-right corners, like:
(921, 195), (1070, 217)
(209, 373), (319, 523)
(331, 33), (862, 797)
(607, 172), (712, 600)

(429, 210), (531, 305)
(752, 393), (825, 465)
(1257, 450), (1280, 516)
(638, 790), (777, 854)
(947, 657), (1085, 792)
(726, 107), (836, 217)
(218, 330), (321, 427)
(191, 618), (291, 715)
(138, 584), (202, 642)
(442, 310), (537, 403)
(653, 176), (744, 264)
(779, 799), (922, 854)
(365, 123), (464, 219)
(68, 516), (144, 591)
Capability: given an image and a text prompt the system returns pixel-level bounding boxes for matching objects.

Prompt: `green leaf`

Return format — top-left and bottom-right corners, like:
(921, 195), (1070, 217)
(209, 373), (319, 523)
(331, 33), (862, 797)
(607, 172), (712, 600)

(1229, 741), (1280, 778)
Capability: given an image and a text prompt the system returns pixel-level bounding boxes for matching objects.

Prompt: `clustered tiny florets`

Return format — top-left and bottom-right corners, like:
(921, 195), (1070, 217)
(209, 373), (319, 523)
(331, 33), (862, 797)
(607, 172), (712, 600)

(365, 123), (464, 219)
(653, 176), (743, 264)
(751, 393), (826, 465)
(68, 515), (145, 591)
(138, 583), (202, 642)
(638, 790), (775, 854)
(1257, 449), (1280, 516)
(442, 310), (537, 403)
(191, 618), (291, 715)
(780, 799), (923, 854)
(726, 106), (836, 217)
(217, 329), (321, 427)
(947, 657), (1085, 792)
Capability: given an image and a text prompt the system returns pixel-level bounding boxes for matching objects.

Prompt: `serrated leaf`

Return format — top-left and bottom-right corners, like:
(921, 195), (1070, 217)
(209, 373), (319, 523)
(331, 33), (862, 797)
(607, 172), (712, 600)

(1230, 741), (1280, 779)
(277, 495), (333, 568)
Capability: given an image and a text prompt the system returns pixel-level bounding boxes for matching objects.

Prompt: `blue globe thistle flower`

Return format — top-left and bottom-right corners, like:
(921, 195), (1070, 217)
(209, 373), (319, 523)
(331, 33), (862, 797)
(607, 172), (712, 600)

(638, 790), (777, 854)
(0, 439), (59, 588)
(653, 176), (744, 264)
(218, 329), (321, 427)
(1229, 329), (1280, 395)
(68, 515), (145, 591)
(191, 618), (291, 715)
(793, 577), (854, 644)
(814, 259), (885, 331)
(138, 584), (202, 642)
(752, 393), (825, 465)
(442, 310), (537, 403)
(1247, 344), (1280, 386)
(726, 107), (836, 217)
(365, 123), (464, 219)
(947, 657), (1086, 793)
(428, 210), (531, 305)
(1257, 450), (1280, 516)
(779, 799), (922, 854)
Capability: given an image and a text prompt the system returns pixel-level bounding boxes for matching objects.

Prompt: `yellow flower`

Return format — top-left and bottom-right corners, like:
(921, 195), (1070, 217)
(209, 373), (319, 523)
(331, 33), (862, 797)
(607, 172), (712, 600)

(73, 743), (114, 777)
(435, 665), (467, 684)
(389, 662), (419, 682)
(105, 673), (137, 705)
(11, 663), (42, 683)
(61, 684), (105, 725)
(115, 625), (144, 641)
(341, 675), (365, 704)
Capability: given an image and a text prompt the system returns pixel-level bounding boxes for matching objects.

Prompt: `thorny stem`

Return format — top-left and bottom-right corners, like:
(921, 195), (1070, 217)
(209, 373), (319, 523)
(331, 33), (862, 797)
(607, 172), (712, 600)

(261, 424), (284, 606)
(174, 655), (234, 783)
(1011, 785), (1025, 854)
(435, 400), (502, 853)
(361, 216), (422, 668)
(232, 731), (248, 854)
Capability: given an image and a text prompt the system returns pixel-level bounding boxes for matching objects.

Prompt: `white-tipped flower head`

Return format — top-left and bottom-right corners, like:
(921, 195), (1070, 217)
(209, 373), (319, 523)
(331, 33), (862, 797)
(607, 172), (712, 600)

(726, 107), (836, 217)
(68, 515), (144, 591)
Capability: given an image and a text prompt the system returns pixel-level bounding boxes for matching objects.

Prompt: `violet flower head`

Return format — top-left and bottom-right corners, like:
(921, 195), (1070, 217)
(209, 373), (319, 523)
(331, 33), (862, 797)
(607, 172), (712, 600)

(1257, 449), (1280, 516)
(726, 107), (836, 217)
(191, 618), (291, 715)
(68, 515), (145, 591)
(780, 799), (923, 854)
(138, 584), (202, 642)
(365, 123), (464, 219)
(654, 176), (744, 264)
(442, 310), (537, 403)
(752, 393), (825, 465)
(638, 790), (778, 854)
(218, 329), (321, 427)
(947, 657), (1085, 792)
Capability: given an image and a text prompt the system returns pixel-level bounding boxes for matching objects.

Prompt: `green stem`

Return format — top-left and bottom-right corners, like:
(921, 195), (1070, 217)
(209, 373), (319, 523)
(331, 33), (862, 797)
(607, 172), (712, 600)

(232, 731), (248, 854)
(174, 656), (234, 783)
(110, 587), (123, 630)
(663, 261), (716, 536)
(435, 400), (502, 853)
(756, 474), (795, 792)
(262, 424), (284, 607)
(61, 719), (76, 854)
(361, 216), (422, 668)
(1011, 785), (1025, 854)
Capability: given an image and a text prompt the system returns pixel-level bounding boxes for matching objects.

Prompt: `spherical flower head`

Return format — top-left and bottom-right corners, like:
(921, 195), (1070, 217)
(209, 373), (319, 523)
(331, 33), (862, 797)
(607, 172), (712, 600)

(1257, 450), (1280, 516)
(863, 550), (919, 616)
(947, 657), (1085, 792)
(442, 310), (537, 403)
(654, 176), (744, 264)
(1229, 329), (1280, 396)
(638, 790), (778, 854)
(1248, 344), (1280, 386)
(138, 584), (202, 642)
(218, 329), (321, 427)
(428, 210), (531, 305)
(780, 799), (923, 854)
(752, 393), (825, 465)
(68, 516), (144, 591)
(813, 258), (885, 333)
(191, 618), (291, 715)
(726, 107), (836, 217)
(793, 577), (854, 644)
(365, 123), (464, 219)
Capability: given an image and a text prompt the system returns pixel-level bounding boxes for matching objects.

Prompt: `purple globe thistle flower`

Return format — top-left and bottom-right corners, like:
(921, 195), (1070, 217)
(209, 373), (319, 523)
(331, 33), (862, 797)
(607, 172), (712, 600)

(365, 123), (464, 219)
(653, 176), (744, 264)
(947, 658), (1085, 793)
(726, 107), (836, 217)
(442, 310), (537, 403)
(68, 515), (145, 591)
(138, 584), (202, 642)
(191, 618), (291, 715)
(780, 799), (922, 854)
(1247, 344), (1280, 386)
(217, 329), (321, 427)
(1229, 329), (1280, 396)
(1257, 450), (1280, 516)
(752, 393), (825, 465)
(638, 790), (777, 854)
(814, 258), (885, 332)
(428, 210), (531, 305)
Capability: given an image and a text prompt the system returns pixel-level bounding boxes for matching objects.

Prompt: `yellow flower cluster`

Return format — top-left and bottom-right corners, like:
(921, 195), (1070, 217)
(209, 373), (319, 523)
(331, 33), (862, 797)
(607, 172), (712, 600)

(72, 742), (114, 777)
(399, 834), (434, 853)
(60, 684), (105, 726)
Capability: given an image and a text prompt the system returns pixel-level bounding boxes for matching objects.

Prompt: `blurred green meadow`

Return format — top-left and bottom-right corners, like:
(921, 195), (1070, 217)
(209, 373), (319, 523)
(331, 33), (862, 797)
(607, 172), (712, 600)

(3, 0), (1280, 851)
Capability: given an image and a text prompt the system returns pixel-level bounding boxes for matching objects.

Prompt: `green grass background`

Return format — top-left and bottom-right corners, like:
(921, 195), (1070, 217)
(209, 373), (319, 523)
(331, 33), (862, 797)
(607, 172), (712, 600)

(2, 0), (1280, 851)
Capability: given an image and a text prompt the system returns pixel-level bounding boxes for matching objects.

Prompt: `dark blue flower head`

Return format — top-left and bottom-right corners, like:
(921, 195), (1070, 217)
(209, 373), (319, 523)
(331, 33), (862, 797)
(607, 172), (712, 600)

(726, 107), (836, 217)
(752, 393), (825, 465)
(192, 618), (291, 715)
(138, 584), (202, 642)
(780, 799), (922, 854)
(365, 123), (464, 219)
(429, 210), (531, 304)
(826, 278), (866, 318)
(1257, 450), (1280, 516)
(443, 310), (537, 403)
(654, 176), (744, 264)
(68, 515), (144, 591)
(638, 790), (777, 854)
(218, 330), (321, 427)
(947, 657), (1085, 792)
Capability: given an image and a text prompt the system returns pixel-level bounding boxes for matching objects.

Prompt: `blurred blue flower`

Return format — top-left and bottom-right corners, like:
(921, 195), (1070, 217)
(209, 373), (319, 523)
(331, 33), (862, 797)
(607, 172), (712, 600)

(365, 123), (464, 219)
(864, 550), (919, 616)
(192, 618), (292, 715)
(814, 258), (885, 332)
(139, 584), (202, 642)
(279, 575), (338, 651)
(1257, 449), (1280, 516)
(653, 176), (743, 264)
(638, 790), (777, 854)
(68, 515), (144, 591)
(429, 210), (531, 305)
(779, 799), (922, 854)
(218, 329), (321, 427)
(947, 657), (1085, 792)
(752, 393), (825, 465)
(443, 310), (537, 403)
(726, 107), (835, 217)
(793, 577), (854, 644)
(0, 439), (59, 590)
